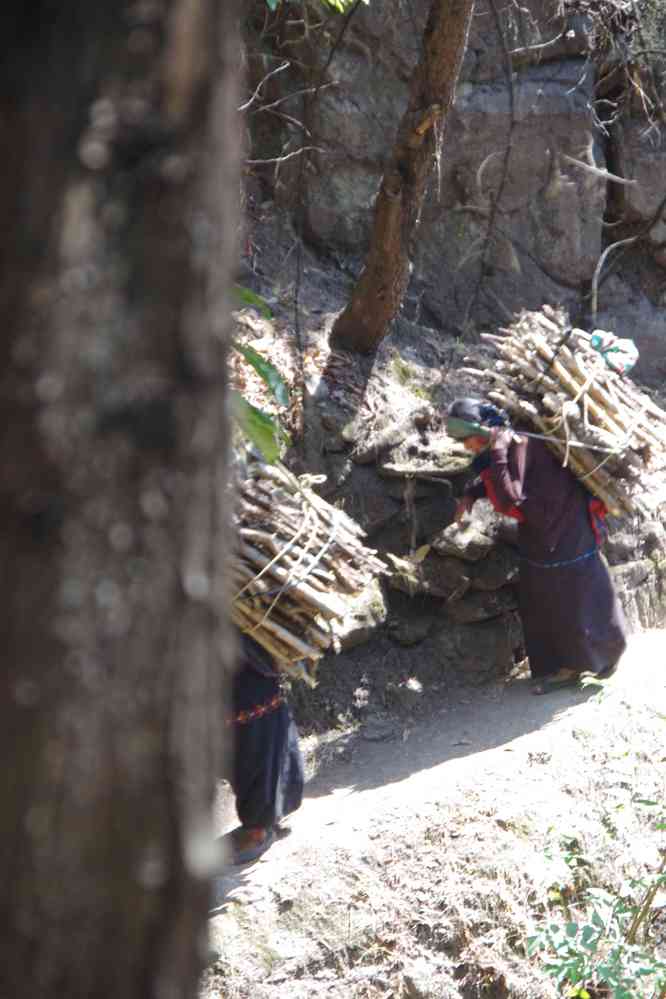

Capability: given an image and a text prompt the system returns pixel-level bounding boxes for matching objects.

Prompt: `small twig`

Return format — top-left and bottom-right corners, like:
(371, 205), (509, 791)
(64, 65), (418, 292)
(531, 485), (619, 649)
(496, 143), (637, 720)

(263, 107), (312, 136)
(561, 152), (637, 186)
(238, 61), (290, 113)
(250, 82), (336, 115)
(590, 235), (639, 320)
(589, 192), (666, 310)
(509, 29), (565, 57)
(246, 145), (324, 166)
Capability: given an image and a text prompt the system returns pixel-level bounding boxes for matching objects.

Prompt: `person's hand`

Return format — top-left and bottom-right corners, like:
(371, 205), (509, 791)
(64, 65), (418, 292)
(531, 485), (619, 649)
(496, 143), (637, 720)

(455, 495), (475, 523)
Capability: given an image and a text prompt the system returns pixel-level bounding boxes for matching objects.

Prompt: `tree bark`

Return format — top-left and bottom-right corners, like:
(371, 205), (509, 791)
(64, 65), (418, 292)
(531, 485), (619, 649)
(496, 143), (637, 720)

(330, 0), (475, 353)
(0, 2), (240, 996)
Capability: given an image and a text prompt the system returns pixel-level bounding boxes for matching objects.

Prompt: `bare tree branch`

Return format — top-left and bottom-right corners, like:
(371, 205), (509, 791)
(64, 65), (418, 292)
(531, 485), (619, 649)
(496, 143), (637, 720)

(246, 145), (324, 166)
(590, 235), (640, 320)
(239, 60), (290, 112)
(561, 152), (638, 185)
(509, 30), (566, 57)
(590, 192), (666, 319)
(250, 82), (336, 115)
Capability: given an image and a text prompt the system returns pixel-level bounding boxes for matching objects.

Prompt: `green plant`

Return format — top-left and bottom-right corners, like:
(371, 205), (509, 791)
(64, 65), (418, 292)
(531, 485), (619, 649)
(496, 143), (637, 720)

(233, 283), (272, 318)
(391, 352), (416, 387)
(231, 294), (291, 462)
(530, 818), (666, 998)
(528, 878), (666, 998)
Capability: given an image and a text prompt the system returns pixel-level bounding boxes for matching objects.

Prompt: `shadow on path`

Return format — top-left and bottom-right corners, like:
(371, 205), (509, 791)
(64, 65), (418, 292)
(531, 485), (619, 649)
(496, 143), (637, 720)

(210, 632), (665, 914)
(303, 674), (598, 801)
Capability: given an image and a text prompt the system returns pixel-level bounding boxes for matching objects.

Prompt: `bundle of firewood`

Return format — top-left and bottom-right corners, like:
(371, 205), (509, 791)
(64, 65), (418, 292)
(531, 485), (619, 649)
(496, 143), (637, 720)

(460, 306), (666, 519)
(232, 462), (387, 684)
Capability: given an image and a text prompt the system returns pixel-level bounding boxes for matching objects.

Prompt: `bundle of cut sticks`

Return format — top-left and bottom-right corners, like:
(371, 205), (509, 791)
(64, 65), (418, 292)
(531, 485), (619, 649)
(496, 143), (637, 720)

(232, 462), (387, 685)
(460, 306), (666, 519)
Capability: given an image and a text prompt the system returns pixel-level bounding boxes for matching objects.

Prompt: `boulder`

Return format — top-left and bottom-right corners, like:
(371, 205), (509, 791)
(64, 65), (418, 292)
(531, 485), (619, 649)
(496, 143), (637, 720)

(445, 588), (517, 625)
(378, 433), (472, 478)
(611, 559), (666, 632)
(431, 504), (508, 561)
(433, 522), (495, 562)
(467, 543), (519, 591)
(430, 614), (523, 683)
(387, 551), (472, 600)
(332, 577), (388, 651)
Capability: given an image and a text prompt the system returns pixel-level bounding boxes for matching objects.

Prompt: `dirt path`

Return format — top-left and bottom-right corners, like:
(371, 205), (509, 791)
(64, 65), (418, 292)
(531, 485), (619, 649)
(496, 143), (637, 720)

(205, 631), (666, 998)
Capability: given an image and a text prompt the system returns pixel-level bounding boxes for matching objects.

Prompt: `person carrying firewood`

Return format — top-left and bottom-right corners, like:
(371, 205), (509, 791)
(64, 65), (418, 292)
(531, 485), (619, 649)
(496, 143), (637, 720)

(222, 629), (304, 864)
(447, 398), (627, 695)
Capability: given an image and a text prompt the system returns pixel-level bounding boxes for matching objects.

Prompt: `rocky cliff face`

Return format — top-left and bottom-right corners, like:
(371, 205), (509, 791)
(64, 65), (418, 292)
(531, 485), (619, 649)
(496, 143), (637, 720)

(249, 0), (665, 385)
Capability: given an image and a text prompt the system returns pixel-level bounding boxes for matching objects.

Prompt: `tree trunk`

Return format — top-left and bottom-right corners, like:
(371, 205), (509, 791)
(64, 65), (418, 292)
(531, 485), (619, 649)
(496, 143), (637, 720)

(330, 0), (474, 353)
(0, 2), (240, 997)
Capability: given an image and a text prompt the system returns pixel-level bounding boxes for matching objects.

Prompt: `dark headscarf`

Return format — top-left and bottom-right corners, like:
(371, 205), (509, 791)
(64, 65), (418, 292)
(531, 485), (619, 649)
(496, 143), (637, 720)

(446, 398), (508, 440)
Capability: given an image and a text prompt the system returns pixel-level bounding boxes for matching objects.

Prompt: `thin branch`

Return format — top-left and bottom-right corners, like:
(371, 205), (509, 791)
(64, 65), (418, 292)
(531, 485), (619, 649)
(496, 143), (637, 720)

(590, 235), (639, 321)
(629, 0), (665, 122)
(246, 145), (324, 166)
(561, 152), (638, 185)
(249, 82), (336, 115)
(589, 191), (666, 316)
(509, 30), (565, 57)
(264, 108), (312, 136)
(238, 61), (290, 113)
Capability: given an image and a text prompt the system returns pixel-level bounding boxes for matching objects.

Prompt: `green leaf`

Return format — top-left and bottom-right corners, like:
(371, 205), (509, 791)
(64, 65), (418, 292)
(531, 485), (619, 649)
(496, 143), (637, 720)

(565, 922), (578, 938)
(232, 392), (289, 463)
(633, 798), (660, 807)
(233, 342), (289, 407)
(233, 284), (273, 318)
(580, 924), (599, 950)
(526, 936), (541, 955)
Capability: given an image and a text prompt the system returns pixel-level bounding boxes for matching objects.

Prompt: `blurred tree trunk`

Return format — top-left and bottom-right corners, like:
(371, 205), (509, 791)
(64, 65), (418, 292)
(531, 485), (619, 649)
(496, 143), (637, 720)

(330, 0), (474, 353)
(0, 2), (240, 997)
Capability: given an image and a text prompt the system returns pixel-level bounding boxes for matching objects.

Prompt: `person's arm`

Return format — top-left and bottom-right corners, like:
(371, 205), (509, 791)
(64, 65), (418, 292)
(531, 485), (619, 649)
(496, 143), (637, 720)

(487, 430), (527, 508)
(455, 477), (486, 521)
(465, 479), (487, 501)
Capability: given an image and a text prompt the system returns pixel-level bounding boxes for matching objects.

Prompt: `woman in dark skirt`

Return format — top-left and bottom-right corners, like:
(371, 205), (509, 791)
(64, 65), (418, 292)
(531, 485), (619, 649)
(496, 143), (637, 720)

(224, 631), (304, 863)
(447, 398), (627, 694)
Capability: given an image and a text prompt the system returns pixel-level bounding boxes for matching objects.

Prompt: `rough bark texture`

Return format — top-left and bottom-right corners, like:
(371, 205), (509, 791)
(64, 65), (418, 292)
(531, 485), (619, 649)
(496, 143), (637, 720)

(330, 0), (474, 353)
(0, 2), (240, 997)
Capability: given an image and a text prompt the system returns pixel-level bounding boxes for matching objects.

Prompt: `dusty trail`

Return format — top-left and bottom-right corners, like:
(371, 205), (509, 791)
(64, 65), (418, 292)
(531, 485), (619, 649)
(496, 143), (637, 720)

(206, 631), (666, 997)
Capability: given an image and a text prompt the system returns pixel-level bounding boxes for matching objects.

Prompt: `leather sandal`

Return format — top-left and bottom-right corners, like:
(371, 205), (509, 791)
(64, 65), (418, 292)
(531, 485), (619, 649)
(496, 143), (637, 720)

(227, 825), (275, 865)
(531, 669), (582, 696)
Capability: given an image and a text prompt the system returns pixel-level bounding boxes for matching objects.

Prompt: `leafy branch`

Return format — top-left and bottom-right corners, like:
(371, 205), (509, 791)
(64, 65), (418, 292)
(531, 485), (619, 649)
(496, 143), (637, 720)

(231, 288), (291, 464)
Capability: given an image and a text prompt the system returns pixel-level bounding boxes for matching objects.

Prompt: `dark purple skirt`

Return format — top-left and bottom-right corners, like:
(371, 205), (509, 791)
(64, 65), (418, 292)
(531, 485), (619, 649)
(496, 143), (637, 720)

(519, 549), (627, 679)
(226, 663), (304, 829)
